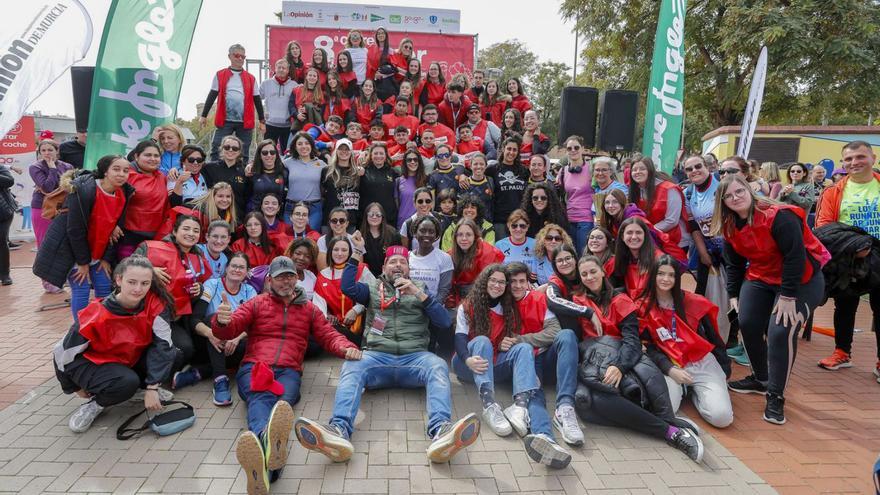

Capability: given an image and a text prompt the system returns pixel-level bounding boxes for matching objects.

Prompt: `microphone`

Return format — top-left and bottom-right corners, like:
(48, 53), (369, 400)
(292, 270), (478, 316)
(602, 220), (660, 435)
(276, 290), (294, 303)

(390, 274), (401, 299)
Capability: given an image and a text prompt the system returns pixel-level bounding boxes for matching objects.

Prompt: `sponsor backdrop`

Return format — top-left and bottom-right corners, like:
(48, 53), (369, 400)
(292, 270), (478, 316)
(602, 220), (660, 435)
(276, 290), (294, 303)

(267, 26), (475, 81)
(0, 116), (36, 240)
(281, 1), (460, 34)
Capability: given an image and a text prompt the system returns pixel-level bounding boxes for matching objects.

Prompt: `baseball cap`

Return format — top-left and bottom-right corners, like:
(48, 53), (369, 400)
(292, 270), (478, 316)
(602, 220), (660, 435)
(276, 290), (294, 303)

(467, 103), (480, 112)
(268, 256), (297, 277)
(335, 138), (353, 150)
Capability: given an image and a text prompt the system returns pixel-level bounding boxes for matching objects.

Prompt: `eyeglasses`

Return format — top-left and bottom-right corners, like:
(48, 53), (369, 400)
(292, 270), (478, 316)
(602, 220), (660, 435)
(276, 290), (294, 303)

(416, 199), (433, 205)
(531, 195), (548, 202)
(684, 164), (704, 173)
(567, 146), (581, 151)
(185, 156), (205, 164)
(593, 168), (610, 173)
(510, 223), (528, 230)
(231, 53), (246, 59)
(722, 188), (749, 201)
(556, 255), (575, 264)
(487, 278), (507, 287)
(228, 264), (248, 271)
(718, 168), (740, 176)
(261, 149), (277, 156)
(436, 152), (451, 159)
(223, 145), (241, 152)
(367, 212), (383, 218)
(292, 212), (309, 218)
(545, 235), (563, 242)
(330, 218), (348, 225)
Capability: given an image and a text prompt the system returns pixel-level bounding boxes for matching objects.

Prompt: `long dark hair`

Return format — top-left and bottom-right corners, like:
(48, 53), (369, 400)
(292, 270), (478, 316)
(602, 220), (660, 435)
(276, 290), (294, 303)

(577, 255), (615, 311)
(585, 226), (614, 264)
(325, 235), (352, 268)
(359, 202), (397, 248)
(550, 244), (581, 293)
(171, 214), (202, 256)
(310, 48), (329, 73)
(464, 264), (520, 338)
(613, 216), (657, 281)
(452, 219), (482, 277)
(598, 188), (627, 234)
(374, 27), (391, 64)
(628, 157), (658, 207)
(251, 139), (284, 176)
(243, 211), (272, 255)
(402, 150), (428, 187)
(521, 182), (567, 231)
(500, 108), (523, 137)
(640, 254), (687, 320)
(112, 255), (177, 319)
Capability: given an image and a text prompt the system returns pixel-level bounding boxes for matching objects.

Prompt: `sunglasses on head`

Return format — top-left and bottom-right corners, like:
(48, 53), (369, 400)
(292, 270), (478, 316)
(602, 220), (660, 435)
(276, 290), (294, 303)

(223, 145), (241, 151)
(261, 149), (277, 156)
(185, 156), (205, 164)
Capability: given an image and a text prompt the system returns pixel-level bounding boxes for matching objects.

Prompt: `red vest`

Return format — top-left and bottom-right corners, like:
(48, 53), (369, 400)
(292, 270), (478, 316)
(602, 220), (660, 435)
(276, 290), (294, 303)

(315, 264), (366, 326)
(339, 71), (358, 93)
(79, 293), (167, 367)
(155, 206), (208, 243)
(519, 133), (548, 164)
(605, 250), (661, 300)
(572, 292), (638, 339)
(366, 45), (382, 79)
(214, 68), (257, 129)
(387, 53), (409, 81)
(418, 122), (456, 147)
(353, 99), (381, 129)
(293, 85), (323, 107)
(323, 96), (351, 121)
(142, 240), (212, 316)
(382, 114), (419, 139)
(481, 100), (507, 126)
(510, 94), (532, 115)
(450, 241), (504, 287)
(726, 203), (830, 286)
(125, 168), (168, 235)
(424, 81), (446, 106)
(517, 290), (549, 335)
(88, 186), (125, 260)
(471, 119), (489, 142)
(638, 181), (687, 245)
(457, 138), (483, 168)
(638, 292), (717, 368)
(231, 238), (280, 267)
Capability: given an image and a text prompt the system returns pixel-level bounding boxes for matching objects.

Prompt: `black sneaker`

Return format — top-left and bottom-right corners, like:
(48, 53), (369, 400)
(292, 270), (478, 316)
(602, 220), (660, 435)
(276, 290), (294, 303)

(728, 375), (767, 395)
(763, 393), (786, 425)
(669, 416), (701, 436)
(667, 427), (704, 463)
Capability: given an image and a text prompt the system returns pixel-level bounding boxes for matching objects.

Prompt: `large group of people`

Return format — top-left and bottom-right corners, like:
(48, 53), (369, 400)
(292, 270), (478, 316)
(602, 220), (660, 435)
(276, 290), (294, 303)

(4, 32), (874, 494)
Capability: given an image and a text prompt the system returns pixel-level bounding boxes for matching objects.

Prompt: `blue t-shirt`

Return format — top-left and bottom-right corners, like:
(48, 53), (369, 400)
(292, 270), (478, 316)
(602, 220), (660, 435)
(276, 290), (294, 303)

(201, 278), (258, 317)
(684, 176), (720, 238)
(198, 244), (228, 280)
(495, 237), (536, 266)
(530, 255), (555, 285)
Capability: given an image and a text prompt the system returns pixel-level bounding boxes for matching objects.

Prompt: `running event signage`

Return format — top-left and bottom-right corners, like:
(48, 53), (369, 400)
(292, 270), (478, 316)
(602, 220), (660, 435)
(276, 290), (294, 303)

(267, 26), (475, 80)
(281, 1), (461, 34)
(83, 0), (203, 170)
(642, 0), (686, 174)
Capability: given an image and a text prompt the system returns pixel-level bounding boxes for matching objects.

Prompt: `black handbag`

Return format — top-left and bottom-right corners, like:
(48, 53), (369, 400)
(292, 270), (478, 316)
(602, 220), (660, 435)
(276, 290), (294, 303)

(117, 400), (195, 440)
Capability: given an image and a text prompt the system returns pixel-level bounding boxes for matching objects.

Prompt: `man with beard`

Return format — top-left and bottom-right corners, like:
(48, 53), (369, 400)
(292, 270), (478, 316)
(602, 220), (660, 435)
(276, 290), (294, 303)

(294, 235), (480, 464)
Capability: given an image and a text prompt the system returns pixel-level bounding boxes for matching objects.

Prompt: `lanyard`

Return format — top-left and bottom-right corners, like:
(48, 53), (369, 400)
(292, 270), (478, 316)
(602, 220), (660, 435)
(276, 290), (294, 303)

(670, 313), (678, 341)
(378, 281), (397, 311)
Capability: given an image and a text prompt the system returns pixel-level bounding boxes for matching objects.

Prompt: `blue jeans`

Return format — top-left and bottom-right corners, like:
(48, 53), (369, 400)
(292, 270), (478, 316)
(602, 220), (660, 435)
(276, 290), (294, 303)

(69, 264), (113, 323)
(529, 328), (579, 437)
(236, 362), (302, 434)
(330, 350), (452, 438)
(568, 221), (594, 256)
(210, 121), (254, 162)
(451, 336), (539, 397)
(283, 199), (323, 232)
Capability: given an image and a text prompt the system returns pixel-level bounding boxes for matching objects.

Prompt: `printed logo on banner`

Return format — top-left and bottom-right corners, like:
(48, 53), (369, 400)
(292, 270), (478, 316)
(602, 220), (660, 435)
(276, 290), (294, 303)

(370, 14), (384, 22)
(5, 122), (22, 136)
(429, 15), (438, 24)
(351, 13), (365, 21)
(389, 15), (401, 23)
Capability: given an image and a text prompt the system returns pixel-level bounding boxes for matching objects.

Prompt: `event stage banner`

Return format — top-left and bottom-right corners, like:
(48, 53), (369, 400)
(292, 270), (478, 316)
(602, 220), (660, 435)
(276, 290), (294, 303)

(0, 1), (92, 137)
(281, 1), (461, 34)
(0, 116), (36, 240)
(83, 0), (203, 169)
(267, 26), (475, 81)
(642, 0), (686, 174)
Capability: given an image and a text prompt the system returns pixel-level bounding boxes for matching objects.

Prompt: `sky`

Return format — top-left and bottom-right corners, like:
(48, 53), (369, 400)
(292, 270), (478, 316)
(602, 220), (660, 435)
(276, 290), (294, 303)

(29, 0), (577, 120)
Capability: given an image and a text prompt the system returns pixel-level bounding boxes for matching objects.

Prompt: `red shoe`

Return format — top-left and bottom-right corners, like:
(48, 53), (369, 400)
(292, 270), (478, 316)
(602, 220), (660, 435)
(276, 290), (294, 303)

(818, 349), (852, 370)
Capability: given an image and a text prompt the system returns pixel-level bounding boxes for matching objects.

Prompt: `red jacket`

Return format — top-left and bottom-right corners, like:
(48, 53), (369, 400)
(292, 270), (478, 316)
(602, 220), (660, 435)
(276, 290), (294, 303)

(509, 94), (532, 115)
(481, 100), (507, 126)
(212, 289), (356, 371)
(214, 68), (257, 129)
(438, 96), (473, 129)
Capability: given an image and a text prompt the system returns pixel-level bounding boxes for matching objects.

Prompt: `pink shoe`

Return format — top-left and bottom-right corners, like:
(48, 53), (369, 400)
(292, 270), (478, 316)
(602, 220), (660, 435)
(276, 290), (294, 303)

(43, 281), (64, 294)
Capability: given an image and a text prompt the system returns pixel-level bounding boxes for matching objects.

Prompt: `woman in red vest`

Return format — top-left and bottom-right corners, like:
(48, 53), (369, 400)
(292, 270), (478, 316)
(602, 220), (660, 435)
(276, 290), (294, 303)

(352, 79), (382, 130)
(285, 41), (306, 84)
(119, 140), (169, 259)
(639, 255), (733, 428)
(53, 255), (176, 433)
(231, 212), (283, 268)
(628, 157), (689, 250)
(505, 78), (532, 116)
(135, 215), (213, 373)
(366, 27), (390, 80)
(571, 255), (705, 462)
(324, 72), (353, 123)
(309, 48), (329, 88)
(447, 219), (504, 308)
(607, 217), (660, 299)
(712, 175), (828, 425)
(334, 52), (359, 98)
(387, 38), (413, 82)
(313, 236), (376, 347)
(479, 80), (510, 126)
(291, 68), (326, 129)
(598, 188), (627, 238)
(422, 62), (446, 107)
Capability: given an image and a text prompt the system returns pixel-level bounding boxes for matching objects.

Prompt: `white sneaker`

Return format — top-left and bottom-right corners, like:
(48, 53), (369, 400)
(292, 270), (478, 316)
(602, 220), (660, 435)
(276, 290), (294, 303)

(157, 387), (174, 402)
(482, 403), (513, 437)
(69, 400), (104, 433)
(552, 404), (584, 446)
(503, 404), (530, 437)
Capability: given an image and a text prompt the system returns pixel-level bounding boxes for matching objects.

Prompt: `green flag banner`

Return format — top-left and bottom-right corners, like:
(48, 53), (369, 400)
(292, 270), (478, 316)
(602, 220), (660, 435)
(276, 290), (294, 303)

(642, 0), (686, 174)
(83, 0), (203, 169)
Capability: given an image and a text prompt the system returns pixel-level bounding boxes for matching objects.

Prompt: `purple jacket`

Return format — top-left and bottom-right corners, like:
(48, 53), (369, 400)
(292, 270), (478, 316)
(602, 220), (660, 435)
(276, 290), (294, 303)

(29, 160), (74, 209)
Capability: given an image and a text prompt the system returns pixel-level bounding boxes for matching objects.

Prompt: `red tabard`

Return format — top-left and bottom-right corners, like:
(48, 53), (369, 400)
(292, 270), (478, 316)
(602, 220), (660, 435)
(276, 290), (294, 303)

(517, 290), (549, 335)
(125, 168), (168, 234)
(457, 138), (483, 167)
(480, 100), (507, 126)
(339, 71), (357, 93)
(418, 123), (456, 147)
(387, 53), (409, 81)
(154, 206), (207, 243)
(470, 119), (489, 142)
(316, 263), (366, 323)
(637, 180), (687, 245)
(423, 81), (446, 106)
(79, 292), (167, 367)
(382, 114), (420, 139)
(726, 203), (829, 286)
(353, 100), (381, 129)
(214, 68), (256, 128)
(572, 292), (638, 339)
(293, 86), (323, 107)
(638, 292), (718, 367)
(323, 97), (351, 121)
(450, 241), (505, 287)
(88, 186), (125, 260)
(366, 45), (382, 79)
(510, 94), (532, 115)
(518, 133), (548, 163)
(604, 252), (659, 300)
(142, 241), (212, 316)
(462, 304), (508, 360)
(230, 238), (281, 267)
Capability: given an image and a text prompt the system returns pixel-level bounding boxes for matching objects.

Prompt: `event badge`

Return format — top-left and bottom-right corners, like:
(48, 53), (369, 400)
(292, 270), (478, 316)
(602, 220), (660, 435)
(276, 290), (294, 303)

(657, 327), (673, 342)
(370, 315), (387, 336)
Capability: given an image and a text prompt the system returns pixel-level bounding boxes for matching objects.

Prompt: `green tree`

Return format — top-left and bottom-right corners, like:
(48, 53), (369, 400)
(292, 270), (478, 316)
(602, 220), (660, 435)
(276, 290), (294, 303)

(476, 39), (539, 84)
(530, 61), (571, 145)
(560, 0), (880, 149)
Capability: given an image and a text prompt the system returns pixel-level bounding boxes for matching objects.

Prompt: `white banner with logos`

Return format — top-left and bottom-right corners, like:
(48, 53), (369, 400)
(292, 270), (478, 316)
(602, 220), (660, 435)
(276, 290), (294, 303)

(737, 46), (768, 159)
(281, 1), (461, 33)
(1, 116), (36, 241)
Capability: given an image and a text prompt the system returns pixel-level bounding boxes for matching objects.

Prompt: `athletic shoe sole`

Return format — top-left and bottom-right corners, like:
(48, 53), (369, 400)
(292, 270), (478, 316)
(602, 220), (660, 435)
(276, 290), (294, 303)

(524, 434), (572, 469)
(427, 413), (480, 463)
(762, 413), (786, 425)
(265, 401), (294, 470)
(818, 361), (852, 371)
(294, 417), (354, 463)
(236, 431), (269, 495)
(727, 384), (767, 396)
(874, 367), (880, 383)
(690, 434), (705, 463)
(670, 416), (701, 436)
(551, 415), (584, 447)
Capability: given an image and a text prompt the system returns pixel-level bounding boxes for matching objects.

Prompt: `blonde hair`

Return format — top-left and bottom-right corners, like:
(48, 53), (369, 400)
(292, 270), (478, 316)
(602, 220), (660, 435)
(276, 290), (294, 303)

(192, 182), (239, 231)
(534, 223), (574, 259)
(38, 139), (59, 152)
(760, 161), (780, 182)
(154, 124), (185, 152)
(708, 175), (782, 238)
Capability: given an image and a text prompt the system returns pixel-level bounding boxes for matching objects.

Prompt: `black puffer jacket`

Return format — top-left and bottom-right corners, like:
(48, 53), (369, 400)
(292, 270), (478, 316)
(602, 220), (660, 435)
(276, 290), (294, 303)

(815, 222), (880, 300)
(33, 172), (134, 287)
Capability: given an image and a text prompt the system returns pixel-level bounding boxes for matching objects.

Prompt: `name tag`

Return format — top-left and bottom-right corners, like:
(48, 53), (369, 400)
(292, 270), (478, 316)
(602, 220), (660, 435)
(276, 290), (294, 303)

(657, 327), (673, 342)
(369, 315), (387, 336)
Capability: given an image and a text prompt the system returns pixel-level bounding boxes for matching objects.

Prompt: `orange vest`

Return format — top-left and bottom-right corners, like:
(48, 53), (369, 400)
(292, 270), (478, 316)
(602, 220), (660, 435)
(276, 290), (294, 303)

(79, 293), (167, 367)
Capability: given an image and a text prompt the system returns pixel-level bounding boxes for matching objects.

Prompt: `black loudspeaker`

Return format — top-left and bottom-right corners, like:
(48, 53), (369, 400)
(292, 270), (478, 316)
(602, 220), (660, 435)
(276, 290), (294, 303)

(70, 66), (95, 132)
(558, 86), (598, 148)
(599, 90), (639, 152)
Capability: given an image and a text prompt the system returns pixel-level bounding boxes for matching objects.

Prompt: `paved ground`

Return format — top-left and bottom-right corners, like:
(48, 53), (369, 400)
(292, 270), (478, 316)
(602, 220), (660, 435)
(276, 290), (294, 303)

(0, 242), (876, 494)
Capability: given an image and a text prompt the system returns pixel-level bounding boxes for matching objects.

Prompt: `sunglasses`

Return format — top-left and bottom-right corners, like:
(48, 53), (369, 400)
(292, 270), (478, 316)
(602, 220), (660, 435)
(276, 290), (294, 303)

(223, 145), (241, 152)
(567, 146), (582, 151)
(330, 218), (348, 224)
(185, 156), (205, 164)
(510, 223), (528, 229)
(416, 199), (433, 205)
(531, 195), (548, 201)
(718, 168), (740, 176)
(545, 235), (563, 241)
(684, 164), (704, 173)
(367, 212), (383, 218)
(261, 149), (277, 156)
(231, 53), (246, 59)
(436, 152), (451, 159)
(406, 157), (419, 163)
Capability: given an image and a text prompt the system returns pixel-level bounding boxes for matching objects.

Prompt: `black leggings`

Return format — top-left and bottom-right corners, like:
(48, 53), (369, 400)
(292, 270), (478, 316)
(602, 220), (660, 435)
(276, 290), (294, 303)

(738, 272), (825, 396)
(833, 287), (880, 359)
(63, 356), (147, 407)
(191, 334), (246, 379)
(264, 124), (291, 155)
(575, 385), (670, 439)
(0, 216), (11, 278)
(171, 320), (195, 373)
